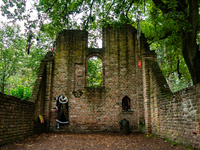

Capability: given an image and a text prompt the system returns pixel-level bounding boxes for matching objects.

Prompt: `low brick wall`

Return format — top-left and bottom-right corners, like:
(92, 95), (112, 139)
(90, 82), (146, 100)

(150, 80), (200, 149)
(159, 85), (200, 148)
(0, 92), (47, 146)
(144, 57), (200, 149)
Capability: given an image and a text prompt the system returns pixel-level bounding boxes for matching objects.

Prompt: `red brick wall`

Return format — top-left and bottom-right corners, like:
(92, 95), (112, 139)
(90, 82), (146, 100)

(0, 93), (34, 146)
(0, 92), (47, 146)
(157, 85), (200, 149)
(5, 23), (199, 149)
(29, 52), (54, 130)
(47, 25), (148, 132)
(147, 59), (200, 149)
(0, 53), (53, 146)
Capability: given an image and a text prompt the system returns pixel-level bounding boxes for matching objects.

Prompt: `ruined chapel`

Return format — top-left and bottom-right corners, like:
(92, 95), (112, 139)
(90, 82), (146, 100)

(2, 24), (200, 149)
(30, 24), (170, 133)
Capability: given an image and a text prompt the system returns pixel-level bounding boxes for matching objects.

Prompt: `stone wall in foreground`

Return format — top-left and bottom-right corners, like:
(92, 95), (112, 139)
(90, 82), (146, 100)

(141, 52), (200, 149)
(159, 85), (200, 149)
(150, 71), (200, 149)
(0, 93), (34, 146)
(0, 92), (47, 146)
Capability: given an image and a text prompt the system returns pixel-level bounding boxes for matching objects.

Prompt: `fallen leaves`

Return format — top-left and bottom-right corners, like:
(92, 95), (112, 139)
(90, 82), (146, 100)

(1, 133), (188, 150)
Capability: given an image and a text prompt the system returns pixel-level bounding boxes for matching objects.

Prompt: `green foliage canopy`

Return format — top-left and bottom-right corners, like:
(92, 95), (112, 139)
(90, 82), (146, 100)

(1, 0), (200, 90)
(87, 56), (102, 87)
(0, 22), (46, 100)
(0, 22), (25, 93)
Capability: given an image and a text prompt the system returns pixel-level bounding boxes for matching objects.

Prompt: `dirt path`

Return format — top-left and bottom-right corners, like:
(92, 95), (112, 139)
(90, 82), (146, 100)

(1, 132), (188, 150)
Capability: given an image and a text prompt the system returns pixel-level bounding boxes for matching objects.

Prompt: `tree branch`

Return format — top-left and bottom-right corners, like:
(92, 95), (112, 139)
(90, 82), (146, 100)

(177, 0), (187, 12)
(153, 0), (187, 17)
(121, 0), (126, 16)
(106, 0), (115, 18)
(126, 0), (134, 18)
(152, 0), (169, 14)
(148, 30), (173, 43)
(84, 0), (94, 29)
(176, 57), (181, 79)
(175, 0), (188, 17)
(45, 0), (58, 13)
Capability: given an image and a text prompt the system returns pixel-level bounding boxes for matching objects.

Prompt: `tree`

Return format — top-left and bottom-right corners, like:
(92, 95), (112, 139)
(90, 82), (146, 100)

(5, 42), (47, 98)
(0, 21), (47, 100)
(1, 0), (200, 85)
(87, 56), (102, 87)
(149, 0), (200, 85)
(0, 22), (25, 93)
(153, 42), (192, 92)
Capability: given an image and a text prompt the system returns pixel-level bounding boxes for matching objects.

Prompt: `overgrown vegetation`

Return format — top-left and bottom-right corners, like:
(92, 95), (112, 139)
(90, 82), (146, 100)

(0, 22), (48, 100)
(0, 0), (200, 94)
(87, 56), (103, 87)
(8, 85), (32, 100)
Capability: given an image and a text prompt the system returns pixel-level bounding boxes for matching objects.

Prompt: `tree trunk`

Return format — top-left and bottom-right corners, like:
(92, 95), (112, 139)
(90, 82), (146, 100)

(153, 0), (200, 85)
(1, 73), (5, 93)
(182, 0), (200, 85)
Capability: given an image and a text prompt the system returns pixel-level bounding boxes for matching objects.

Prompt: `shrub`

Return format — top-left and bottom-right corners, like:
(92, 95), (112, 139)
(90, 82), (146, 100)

(10, 85), (32, 100)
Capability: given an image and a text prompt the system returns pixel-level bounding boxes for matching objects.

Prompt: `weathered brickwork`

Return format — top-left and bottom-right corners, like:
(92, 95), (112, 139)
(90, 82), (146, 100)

(1, 23), (197, 149)
(33, 24), (151, 132)
(29, 52), (54, 128)
(1, 23), (199, 149)
(26, 24), (200, 149)
(0, 53), (52, 146)
(158, 85), (200, 149)
(0, 92), (47, 146)
(146, 58), (200, 149)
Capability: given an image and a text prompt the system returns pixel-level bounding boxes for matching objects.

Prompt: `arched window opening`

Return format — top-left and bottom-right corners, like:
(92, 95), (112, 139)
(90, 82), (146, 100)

(122, 96), (130, 111)
(87, 56), (103, 87)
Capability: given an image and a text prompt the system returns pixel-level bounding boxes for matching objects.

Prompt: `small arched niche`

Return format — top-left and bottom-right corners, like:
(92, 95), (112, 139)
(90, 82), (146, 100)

(86, 56), (103, 87)
(122, 96), (131, 111)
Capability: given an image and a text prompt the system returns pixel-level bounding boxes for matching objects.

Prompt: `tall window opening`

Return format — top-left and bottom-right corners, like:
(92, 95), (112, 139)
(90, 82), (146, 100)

(122, 96), (131, 111)
(87, 56), (102, 87)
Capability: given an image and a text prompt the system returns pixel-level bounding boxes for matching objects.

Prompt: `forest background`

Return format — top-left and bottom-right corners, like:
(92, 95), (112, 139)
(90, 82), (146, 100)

(0, 0), (200, 100)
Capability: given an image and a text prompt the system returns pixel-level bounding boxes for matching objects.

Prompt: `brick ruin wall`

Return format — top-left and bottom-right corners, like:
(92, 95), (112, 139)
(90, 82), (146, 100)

(0, 58), (49, 146)
(30, 26), (200, 150)
(1, 24), (199, 149)
(48, 25), (147, 132)
(148, 60), (200, 149)
(0, 92), (47, 146)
